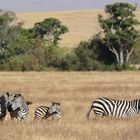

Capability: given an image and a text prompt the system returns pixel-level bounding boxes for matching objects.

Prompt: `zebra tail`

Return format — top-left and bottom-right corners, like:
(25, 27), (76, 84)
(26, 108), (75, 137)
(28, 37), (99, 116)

(86, 104), (93, 120)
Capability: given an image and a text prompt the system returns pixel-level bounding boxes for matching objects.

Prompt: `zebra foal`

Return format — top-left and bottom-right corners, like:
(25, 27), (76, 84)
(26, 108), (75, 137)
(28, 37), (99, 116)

(87, 97), (140, 119)
(34, 102), (62, 121)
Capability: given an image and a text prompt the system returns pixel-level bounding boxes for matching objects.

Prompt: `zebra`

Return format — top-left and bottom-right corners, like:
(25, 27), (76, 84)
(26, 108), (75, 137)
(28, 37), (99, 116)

(34, 102), (62, 121)
(86, 97), (140, 119)
(7, 93), (30, 122)
(48, 102), (62, 120)
(0, 92), (11, 121)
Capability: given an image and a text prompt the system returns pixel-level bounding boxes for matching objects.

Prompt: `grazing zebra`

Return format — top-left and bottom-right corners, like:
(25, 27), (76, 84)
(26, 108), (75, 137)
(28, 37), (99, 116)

(7, 94), (30, 122)
(48, 102), (62, 120)
(87, 97), (140, 119)
(34, 102), (62, 121)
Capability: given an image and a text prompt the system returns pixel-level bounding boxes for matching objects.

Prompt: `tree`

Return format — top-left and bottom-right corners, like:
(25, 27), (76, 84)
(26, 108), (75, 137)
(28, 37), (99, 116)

(32, 18), (68, 45)
(0, 10), (22, 63)
(98, 2), (140, 66)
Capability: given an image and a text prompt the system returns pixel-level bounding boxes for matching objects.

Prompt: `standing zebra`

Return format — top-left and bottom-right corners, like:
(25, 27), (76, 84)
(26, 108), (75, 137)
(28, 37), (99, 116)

(34, 102), (62, 121)
(87, 97), (140, 119)
(8, 94), (30, 122)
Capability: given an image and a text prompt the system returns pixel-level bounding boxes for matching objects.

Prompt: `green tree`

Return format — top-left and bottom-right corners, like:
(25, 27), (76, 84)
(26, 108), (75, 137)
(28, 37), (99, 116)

(0, 10), (22, 63)
(32, 18), (68, 45)
(98, 2), (140, 66)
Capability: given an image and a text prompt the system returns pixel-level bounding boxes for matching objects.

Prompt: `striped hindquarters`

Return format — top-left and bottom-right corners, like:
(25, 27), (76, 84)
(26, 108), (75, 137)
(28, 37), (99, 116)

(35, 106), (49, 120)
(0, 104), (6, 121)
(92, 97), (115, 117)
(87, 97), (140, 119)
(0, 95), (7, 121)
(9, 104), (29, 121)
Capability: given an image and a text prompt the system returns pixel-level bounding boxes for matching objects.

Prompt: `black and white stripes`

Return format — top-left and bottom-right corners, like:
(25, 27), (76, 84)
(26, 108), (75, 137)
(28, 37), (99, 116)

(34, 102), (62, 121)
(8, 94), (29, 122)
(2, 92), (140, 122)
(35, 106), (50, 120)
(87, 97), (140, 119)
(0, 93), (9, 121)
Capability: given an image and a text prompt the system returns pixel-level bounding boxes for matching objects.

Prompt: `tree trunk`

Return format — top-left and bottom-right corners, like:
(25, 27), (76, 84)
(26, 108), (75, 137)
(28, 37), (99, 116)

(119, 50), (124, 66)
(108, 46), (133, 66)
(125, 48), (133, 63)
(108, 46), (119, 64)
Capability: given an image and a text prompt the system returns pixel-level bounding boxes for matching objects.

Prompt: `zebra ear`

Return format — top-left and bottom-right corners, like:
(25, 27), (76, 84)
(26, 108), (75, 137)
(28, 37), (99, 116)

(56, 102), (61, 106)
(5, 92), (10, 97)
(51, 101), (55, 105)
(51, 101), (60, 106)
(14, 94), (22, 97)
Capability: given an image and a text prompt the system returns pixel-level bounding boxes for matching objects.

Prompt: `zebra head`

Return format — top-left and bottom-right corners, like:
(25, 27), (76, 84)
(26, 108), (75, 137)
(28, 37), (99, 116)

(3, 93), (24, 111)
(3, 92), (15, 109)
(48, 102), (62, 117)
(9, 94), (25, 111)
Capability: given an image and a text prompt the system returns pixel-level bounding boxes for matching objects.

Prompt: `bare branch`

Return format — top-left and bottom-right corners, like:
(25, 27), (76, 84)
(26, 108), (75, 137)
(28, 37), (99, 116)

(125, 47), (134, 62)
(108, 46), (119, 63)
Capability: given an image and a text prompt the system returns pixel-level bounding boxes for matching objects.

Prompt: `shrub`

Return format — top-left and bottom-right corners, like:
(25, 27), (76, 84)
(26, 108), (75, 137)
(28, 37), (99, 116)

(45, 45), (66, 68)
(4, 54), (39, 71)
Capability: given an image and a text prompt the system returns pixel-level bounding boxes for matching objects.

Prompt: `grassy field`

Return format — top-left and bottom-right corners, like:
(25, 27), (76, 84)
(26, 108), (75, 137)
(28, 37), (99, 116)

(16, 9), (140, 48)
(0, 72), (140, 140)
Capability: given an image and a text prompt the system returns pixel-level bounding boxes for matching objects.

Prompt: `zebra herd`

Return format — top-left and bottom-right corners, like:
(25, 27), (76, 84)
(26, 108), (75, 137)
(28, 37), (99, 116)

(0, 92), (140, 122)
(0, 92), (62, 122)
(0, 92), (31, 121)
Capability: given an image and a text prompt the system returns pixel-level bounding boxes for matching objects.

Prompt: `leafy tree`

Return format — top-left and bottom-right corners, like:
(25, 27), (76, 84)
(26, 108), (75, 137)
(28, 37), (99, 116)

(131, 38), (140, 64)
(32, 18), (68, 45)
(98, 2), (140, 66)
(0, 10), (22, 63)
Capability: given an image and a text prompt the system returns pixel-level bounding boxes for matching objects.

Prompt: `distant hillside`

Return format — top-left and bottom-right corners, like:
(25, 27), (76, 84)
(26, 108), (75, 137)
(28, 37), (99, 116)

(16, 9), (140, 48)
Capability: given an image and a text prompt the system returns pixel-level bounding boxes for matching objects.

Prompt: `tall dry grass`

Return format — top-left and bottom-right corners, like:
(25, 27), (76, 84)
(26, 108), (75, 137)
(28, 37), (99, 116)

(16, 9), (140, 48)
(0, 72), (140, 140)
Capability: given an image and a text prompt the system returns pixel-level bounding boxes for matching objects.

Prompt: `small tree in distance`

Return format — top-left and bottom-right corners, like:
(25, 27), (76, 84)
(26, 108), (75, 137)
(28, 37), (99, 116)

(32, 18), (68, 46)
(0, 10), (22, 63)
(98, 2), (140, 66)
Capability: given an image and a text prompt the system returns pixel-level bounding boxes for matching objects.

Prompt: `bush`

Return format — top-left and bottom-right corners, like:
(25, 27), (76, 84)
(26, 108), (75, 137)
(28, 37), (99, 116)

(131, 39), (140, 64)
(60, 40), (103, 71)
(45, 45), (66, 68)
(4, 54), (39, 71)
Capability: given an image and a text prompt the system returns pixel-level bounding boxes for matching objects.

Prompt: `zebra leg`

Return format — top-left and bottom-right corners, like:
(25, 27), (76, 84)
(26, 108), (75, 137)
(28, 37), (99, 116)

(95, 112), (104, 118)
(17, 116), (23, 122)
(0, 116), (5, 122)
(10, 115), (15, 121)
(34, 116), (42, 122)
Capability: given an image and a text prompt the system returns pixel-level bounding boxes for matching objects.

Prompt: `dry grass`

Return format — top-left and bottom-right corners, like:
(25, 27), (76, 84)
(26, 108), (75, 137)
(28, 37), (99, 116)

(0, 71), (140, 140)
(16, 9), (140, 48)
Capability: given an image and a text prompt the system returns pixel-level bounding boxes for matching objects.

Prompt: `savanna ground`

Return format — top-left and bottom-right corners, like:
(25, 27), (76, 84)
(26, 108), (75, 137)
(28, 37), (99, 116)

(0, 72), (140, 140)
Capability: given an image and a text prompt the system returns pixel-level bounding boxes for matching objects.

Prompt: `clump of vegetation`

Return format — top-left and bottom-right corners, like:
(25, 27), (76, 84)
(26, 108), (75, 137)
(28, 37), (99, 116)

(98, 2), (140, 67)
(0, 10), (68, 71)
(0, 2), (139, 71)
(31, 18), (68, 46)
(60, 2), (140, 71)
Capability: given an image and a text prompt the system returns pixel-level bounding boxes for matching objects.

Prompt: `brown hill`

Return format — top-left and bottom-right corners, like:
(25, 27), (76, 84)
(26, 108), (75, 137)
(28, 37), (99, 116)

(16, 9), (140, 48)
